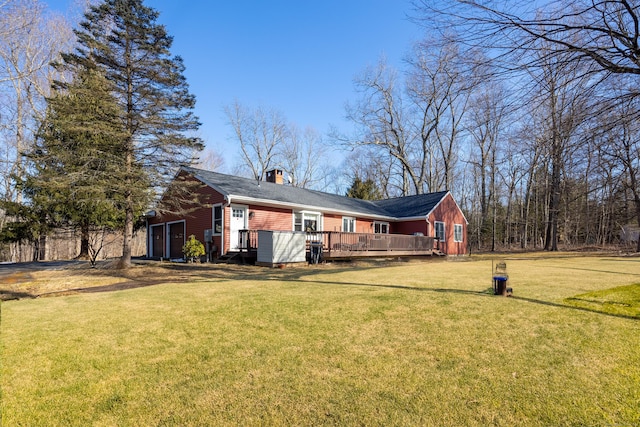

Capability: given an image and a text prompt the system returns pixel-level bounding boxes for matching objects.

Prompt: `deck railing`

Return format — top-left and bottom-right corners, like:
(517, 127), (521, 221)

(306, 231), (435, 257)
(237, 229), (259, 251)
(236, 230), (435, 258)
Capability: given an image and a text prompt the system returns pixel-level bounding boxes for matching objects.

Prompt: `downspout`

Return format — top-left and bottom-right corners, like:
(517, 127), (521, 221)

(222, 195), (232, 256)
(426, 216), (435, 251)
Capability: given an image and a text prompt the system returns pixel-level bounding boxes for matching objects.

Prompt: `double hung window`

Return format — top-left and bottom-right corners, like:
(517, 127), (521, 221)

(435, 221), (445, 241)
(374, 221), (389, 234)
(294, 211), (321, 232)
(342, 217), (355, 233)
(454, 224), (463, 242)
(213, 205), (222, 234)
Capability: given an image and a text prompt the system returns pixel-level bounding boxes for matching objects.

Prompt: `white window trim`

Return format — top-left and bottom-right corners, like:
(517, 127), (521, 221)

(293, 210), (322, 232)
(435, 221), (446, 242)
(342, 216), (356, 233)
(212, 203), (223, 236)
(454, 224), (463, 242)
(374, 221), (389, 234)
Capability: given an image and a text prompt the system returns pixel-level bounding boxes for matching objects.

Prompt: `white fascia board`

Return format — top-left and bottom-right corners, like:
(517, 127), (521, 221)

(227, 195), (396, 222)
(395, 215), (428, 222)
(424, 191), (469, 225)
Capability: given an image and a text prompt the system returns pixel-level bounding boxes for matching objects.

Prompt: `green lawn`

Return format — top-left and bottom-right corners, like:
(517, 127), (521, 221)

(2, 255), (639, 426)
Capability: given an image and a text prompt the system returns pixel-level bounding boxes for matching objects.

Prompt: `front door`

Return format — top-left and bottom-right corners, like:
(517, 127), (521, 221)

(169, 222), (185, 259)
(229, 206), (247, 250)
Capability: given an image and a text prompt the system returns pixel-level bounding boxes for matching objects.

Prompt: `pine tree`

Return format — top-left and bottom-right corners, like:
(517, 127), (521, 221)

(346, 176), (383, 200)
(25, 65), (128, 258)
(60, 0), (203, 268)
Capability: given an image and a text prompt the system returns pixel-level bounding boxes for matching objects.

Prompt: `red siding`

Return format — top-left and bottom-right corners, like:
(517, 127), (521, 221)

(427, 193), (467, 255)
(392, 219), (428, 236)
(248, 205), (292, 231)
(324, 214), (342, 232)
(324, 213), (377, 233)
(147, 172), (225, 258)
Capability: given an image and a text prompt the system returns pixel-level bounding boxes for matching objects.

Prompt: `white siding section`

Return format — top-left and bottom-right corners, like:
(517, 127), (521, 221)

(257, 230), (306, 265)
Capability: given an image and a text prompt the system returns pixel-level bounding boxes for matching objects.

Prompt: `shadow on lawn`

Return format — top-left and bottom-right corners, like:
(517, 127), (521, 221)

(303, 278), (639, 321)
(510, 295), (639, 321)
(3, 260), (637, 322)
(0, 289), (36, 301)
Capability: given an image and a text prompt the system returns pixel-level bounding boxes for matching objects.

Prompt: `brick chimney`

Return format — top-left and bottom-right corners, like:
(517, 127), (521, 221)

(265, 169), (284, 184)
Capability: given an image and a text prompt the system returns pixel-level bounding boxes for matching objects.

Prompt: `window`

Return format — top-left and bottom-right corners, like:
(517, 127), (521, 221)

(294, 211), (321, 232)
(435, 221), (445, 241)
(232, 208), (244, 218)
(213, 205), (222, 235)
(454, 224), (463, 242)
(374, 221), (389, 234)
(342, 217), (355, 233)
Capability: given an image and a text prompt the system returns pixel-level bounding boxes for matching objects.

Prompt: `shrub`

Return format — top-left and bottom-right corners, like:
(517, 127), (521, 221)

(182, 235), (205, 262)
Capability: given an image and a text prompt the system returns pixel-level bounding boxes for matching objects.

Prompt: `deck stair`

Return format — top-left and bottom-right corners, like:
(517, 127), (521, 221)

(214, 251), (257, 264)
(214, 252), (241, 264)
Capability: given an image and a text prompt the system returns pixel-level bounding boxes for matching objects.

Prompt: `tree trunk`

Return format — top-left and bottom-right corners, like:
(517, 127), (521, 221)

(77, 225), (89, 259)
(545, 164), (561, 251)
(119, 192), (133, 269)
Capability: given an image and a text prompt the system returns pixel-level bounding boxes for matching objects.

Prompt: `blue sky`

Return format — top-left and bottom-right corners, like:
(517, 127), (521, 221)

(44, 0), (423, 171)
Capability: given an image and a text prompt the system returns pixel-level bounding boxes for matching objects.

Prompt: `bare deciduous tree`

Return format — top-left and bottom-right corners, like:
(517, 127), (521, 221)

(225, 101), (287, 181)
(194, 148), (225, 172)
(465, 78), (508, 251)
(344, 41), (474, 197)
(598, 92), (640, 252)
(345, 59), (415, 195)
(225, 101), (328, 189)
(280, 125), (323, 189)
(413, 0), (640, 251)
(0, 0), (73, 203)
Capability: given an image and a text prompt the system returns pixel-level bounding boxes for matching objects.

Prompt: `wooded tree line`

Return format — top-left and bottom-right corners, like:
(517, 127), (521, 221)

(336, 0), (640, 252)
(226, 1), (640, 253)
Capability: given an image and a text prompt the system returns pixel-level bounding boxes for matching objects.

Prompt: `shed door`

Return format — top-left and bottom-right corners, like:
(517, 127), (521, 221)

(151, 225), (165, 258)
(169, 222), (185, 259)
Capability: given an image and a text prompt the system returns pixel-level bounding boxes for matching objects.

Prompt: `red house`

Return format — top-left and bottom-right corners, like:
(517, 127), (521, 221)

(146, 166), (468, 262)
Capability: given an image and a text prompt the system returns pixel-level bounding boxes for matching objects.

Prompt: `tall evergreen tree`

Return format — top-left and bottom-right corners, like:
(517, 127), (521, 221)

(346, 176), (383, 200)
(59, 0), (203, 267)
(26, 65), (128, 256)
(2, 65), (126, 261)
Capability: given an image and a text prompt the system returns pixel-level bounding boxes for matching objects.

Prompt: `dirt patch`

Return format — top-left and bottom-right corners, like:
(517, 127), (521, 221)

(1, 272), (34, 285)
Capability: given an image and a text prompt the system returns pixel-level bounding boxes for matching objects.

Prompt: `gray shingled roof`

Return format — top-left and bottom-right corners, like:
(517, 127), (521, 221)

(183, 166), (448, 220)
(372, 191), (449, 218)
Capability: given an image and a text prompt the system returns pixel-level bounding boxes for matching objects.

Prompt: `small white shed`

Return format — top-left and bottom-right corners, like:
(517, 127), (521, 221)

(256, 230), (306, 266)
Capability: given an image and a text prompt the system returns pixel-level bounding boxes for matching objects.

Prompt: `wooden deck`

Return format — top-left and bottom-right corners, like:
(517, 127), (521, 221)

(309, 231), (434, 258)
(238, 230), (435, 260)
